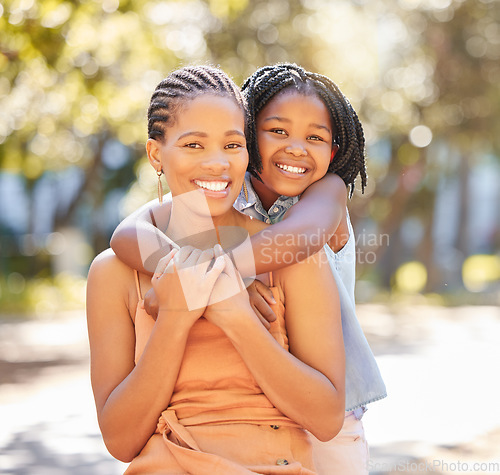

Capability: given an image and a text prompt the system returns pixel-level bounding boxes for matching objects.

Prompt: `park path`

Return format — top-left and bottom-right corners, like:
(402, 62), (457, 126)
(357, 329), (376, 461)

(0, 304), (499, 474)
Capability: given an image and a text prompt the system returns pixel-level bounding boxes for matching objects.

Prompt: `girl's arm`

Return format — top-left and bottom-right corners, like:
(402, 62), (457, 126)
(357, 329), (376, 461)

(205, 247), (345, 441)
(110, 196), (173, 275)
(87, 248), (220, 462)
(248, 173), (348, 275)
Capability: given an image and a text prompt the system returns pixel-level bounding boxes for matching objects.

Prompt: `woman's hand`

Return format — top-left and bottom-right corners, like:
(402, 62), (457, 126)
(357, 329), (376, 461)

(204, 245), (254, 329)
(152, 246), (224, 327)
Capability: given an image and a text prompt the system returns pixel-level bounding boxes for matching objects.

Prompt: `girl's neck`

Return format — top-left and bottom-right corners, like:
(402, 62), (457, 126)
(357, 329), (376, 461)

(250, 175), (280, 212)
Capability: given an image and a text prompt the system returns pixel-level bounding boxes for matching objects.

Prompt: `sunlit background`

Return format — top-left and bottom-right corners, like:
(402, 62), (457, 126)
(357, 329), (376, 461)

(0, 0), (499, 474)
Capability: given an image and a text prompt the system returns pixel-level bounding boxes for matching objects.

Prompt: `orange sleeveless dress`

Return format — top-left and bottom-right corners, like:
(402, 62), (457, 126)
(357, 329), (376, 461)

(124, 272), (316, 475)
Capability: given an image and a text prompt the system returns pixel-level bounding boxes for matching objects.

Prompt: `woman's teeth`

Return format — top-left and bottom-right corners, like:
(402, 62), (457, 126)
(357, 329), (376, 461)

(194, 180), (229, 191)
(276, 163), (306, 174)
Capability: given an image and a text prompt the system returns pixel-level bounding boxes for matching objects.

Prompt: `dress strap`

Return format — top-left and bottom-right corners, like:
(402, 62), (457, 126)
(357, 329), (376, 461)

(134, 269), (143, 300)
(268, 271), (274, 287)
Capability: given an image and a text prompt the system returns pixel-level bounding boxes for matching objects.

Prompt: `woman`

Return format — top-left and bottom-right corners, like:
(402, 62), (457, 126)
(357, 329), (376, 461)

(87, 65), (345, 474)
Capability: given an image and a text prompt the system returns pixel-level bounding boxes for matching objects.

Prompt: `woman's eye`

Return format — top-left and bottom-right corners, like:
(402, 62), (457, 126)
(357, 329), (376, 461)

(270, 128), (287, 136)
(225, 143), (244, 149)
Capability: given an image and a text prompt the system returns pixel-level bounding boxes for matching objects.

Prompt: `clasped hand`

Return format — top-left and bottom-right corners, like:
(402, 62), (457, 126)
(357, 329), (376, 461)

(148, 245), (277, 329)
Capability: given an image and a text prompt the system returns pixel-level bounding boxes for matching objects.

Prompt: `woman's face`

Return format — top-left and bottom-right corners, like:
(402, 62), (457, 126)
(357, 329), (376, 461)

(148, 94), (248, 218)
(253, 90), (334, 209)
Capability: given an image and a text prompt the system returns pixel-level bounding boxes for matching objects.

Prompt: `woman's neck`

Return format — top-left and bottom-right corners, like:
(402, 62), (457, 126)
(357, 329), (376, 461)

(165, 191), (242, 248)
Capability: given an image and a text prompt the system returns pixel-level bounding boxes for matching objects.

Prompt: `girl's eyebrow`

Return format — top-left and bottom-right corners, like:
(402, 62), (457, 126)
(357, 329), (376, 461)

(263, 116), (331, 134)
(177, 130), (245, 139)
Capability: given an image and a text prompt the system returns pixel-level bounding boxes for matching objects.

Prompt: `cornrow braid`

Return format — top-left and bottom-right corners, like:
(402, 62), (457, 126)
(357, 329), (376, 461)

(148, 65), (247, 142)
(241, 63), (367, 197)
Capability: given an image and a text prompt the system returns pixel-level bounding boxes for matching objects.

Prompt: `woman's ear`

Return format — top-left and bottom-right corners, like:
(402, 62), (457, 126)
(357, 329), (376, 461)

(146, 138), (162, 172)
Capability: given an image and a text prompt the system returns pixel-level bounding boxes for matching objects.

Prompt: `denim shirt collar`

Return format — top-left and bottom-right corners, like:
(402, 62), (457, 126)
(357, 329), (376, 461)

(234, 172), (299, 224)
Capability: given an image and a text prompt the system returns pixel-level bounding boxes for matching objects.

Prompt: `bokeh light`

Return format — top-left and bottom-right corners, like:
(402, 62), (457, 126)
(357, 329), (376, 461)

(394, 261), (428, 293)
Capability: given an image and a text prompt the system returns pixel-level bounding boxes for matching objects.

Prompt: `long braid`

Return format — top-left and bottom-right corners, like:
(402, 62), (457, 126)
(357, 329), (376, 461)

(148, 65), (246, 142)
(242, 63), (367, 197)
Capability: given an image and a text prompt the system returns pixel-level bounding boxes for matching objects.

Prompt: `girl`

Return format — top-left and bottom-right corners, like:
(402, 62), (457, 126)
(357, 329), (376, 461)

(111, 63), (386, 474)
(87, 65), (345, 473)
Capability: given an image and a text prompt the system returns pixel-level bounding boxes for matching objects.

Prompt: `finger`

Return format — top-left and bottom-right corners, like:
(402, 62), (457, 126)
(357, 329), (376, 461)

(254, 279), (277, 305)
(213, 243), (224, 258)
(222, 253), (245, 291)
(154, 248), (178, 278)
(176, 246), (196, 264)
(251, 304), (271, 330)
(254, 298), (277, 323)
(199, 248), (215, 264)
(206, 254), (226, 281)
(196, 248), (216, 273)
(184, 248), (203, 268)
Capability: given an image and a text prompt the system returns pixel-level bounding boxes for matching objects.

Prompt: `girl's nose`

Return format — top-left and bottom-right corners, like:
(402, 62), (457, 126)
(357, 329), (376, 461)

(284, 143), (307, 157)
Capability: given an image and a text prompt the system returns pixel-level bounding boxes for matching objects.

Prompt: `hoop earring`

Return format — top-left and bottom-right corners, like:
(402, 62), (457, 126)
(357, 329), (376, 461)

(330, 150), (335, 163)
(157, 169), (164, 204)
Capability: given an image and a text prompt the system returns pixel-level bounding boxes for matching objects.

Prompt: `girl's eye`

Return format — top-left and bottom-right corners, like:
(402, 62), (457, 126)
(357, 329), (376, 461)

(185, 142), (202, 149)
(308, 135), (323, 142)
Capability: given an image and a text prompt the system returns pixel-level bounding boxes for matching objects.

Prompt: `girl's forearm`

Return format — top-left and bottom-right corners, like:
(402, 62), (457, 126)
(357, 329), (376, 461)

(110, 221), (174, 275)
(97, 314), (191, 462)
(248, 176), (346, 276)
(249, 218), (333, 275)
(222, 313), (344, 441)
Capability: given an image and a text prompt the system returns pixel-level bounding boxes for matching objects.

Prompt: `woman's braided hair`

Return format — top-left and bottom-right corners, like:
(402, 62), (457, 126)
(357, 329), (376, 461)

(241, 63), (367, 196)
(148, 65), (247, 142)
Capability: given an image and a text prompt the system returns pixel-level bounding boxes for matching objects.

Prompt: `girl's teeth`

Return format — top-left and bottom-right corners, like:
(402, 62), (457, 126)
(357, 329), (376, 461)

(194, 180), (229, 191)
(277, 163), (306, 174)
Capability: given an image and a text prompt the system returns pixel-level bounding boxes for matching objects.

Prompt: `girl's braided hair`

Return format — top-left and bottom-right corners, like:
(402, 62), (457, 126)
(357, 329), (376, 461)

(148, 65), (247, 141)
(241, 63), (367, 196)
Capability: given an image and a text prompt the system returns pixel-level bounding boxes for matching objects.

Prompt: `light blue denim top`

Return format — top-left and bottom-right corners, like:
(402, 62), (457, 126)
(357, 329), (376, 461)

(234, 172), (387, 411)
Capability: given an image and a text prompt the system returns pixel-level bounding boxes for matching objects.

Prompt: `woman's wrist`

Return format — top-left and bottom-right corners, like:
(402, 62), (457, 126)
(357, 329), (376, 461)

(156, 308), (200, 333)
(218, 306), (261, 341)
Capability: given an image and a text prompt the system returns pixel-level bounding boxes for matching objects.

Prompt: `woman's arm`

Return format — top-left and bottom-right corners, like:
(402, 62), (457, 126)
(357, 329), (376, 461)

(110, 196), (173, 275)
(248, 173), (348, 275)
(205, 248), (345, 441)
(87, 248), (215, 462)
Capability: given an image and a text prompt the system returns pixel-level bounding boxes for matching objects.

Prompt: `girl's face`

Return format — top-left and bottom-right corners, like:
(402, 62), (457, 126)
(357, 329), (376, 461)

(253, 90), (334, 209)
(148, 94), (248, 218)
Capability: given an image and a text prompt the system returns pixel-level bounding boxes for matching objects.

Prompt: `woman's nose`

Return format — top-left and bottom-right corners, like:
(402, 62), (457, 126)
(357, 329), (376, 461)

(200, 153), (230, 171)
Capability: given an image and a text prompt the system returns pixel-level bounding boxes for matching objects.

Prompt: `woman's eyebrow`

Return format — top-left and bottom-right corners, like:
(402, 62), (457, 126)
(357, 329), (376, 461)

(177, 130), (245, 140)
(178, 131), (208, 139)
(225, 130), (245, 137)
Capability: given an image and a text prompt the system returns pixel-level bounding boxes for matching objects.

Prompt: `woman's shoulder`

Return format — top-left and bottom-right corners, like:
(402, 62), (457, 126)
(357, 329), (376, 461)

(88, 248), (134, 288)
(274, 247), (330, 294)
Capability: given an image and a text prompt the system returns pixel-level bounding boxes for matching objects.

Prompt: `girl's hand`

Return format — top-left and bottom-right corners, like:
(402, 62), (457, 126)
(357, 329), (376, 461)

(142, 287), (159, 320)
(246, 279), (277, 330)
(204, 246), (254, 329)
(152, 246), (225, 327)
